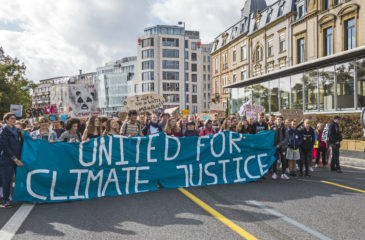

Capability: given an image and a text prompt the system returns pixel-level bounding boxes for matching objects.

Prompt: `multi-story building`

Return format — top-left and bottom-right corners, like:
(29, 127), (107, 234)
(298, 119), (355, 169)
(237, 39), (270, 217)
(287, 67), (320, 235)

(95, 57), (136, 115)
(33, 77), (68, 108)
(213, 0), (365, 115)
(135, 25), (211, 113)
(200, 43), (213, 112)
(50, 71), (96, 113)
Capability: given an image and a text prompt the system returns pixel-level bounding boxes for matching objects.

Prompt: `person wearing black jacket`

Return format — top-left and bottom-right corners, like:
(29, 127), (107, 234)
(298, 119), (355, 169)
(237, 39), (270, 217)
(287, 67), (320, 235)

(184, 122), (200, 137)
(273, 116), (289, 180)
(142, 114), (163, 136)
(253, 112), (269, 134)
(328, 116), (343, 173)
(299, 119), (315, 176)
(0, 112), (24, 208)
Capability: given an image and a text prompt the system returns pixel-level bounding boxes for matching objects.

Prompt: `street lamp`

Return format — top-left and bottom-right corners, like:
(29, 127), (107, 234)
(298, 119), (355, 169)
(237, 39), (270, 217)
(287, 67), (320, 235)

(178, 21), (186, 111)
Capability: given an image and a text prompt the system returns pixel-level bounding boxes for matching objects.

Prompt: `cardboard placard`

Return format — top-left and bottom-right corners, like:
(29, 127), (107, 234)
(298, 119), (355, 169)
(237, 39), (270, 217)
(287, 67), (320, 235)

(244, 104), (265, 119)
(280, 109), (304, 120)
(123, 94), (165, 112)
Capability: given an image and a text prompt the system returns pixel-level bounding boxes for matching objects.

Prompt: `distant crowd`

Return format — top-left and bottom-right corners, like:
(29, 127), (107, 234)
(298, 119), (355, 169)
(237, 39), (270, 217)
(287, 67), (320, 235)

(0, 110), (344, 208)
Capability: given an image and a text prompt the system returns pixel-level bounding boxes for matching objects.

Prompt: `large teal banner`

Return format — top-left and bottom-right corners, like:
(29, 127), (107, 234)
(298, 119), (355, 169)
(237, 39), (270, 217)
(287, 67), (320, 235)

(14, 131), (276, 202)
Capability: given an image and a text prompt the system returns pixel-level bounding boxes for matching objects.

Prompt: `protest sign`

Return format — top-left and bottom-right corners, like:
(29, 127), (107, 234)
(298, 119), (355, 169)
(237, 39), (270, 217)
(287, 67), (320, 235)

(181, 110), (190, 117)
(60, 114), (69, 123)
(210, 103), (225, 112)
(123, 94), (165, 112)
(69, 84), (100, 118)
(14, 131), (276, 203)
(244, 104), (265, 119)
(26, 105), (58, 120)
(10, 104), (23, 117)
(280, 109), (304, 120)
(164, 107), (179, 115)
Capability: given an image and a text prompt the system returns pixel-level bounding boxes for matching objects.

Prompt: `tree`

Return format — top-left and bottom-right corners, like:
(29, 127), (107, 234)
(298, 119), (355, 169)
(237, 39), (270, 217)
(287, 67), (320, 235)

(0, 47), (36, 119)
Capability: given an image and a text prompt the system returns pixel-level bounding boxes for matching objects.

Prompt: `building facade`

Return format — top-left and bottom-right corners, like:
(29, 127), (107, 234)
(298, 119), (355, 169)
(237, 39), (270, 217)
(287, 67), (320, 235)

(135, 25), (211, 113)
(95, 57), (136, 115)
(212, 0), (365, 114)
(33, 77), (68, 108)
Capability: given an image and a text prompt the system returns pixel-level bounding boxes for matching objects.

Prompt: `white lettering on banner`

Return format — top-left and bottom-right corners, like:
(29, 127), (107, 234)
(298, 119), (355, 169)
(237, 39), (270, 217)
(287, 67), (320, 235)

(26, 169), (49, 201)
(99, 136), (112, 166)
(85, 170), (104, 198)
(135, 166), (150, 193)
(204, 162), (218, 185)
(50, 171), (67, 201)
(135, 137), (141, 164)
(197, 135), (210, 161)
(176, 165), (189, 187)
(78, 140), (97, 167)
(122, 167), (136, 194)
(218, 159), (229, 183)
(244, 156), (260, 179)
(233, 157), (247, 183)
(115, 136), (128, 165)
(164, 135), (181, 161)
(102, 168), (121, 196)
(229, 132), (242, 154)
(211, 132), (225, 158)
(147, 134), (158, 163)
(69, 169), (88, 200)
(257, 153), (268, 175)
(189, 164), (203, 187)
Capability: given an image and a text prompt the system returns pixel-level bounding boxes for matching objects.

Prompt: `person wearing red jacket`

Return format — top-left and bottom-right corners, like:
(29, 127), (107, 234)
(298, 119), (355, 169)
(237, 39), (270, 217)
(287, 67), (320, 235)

(315, 123), (327, 167)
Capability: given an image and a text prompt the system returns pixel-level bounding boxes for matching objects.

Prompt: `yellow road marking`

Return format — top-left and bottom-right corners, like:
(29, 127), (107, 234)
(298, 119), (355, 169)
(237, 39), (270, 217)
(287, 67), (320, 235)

(178, 188), (258, 240)
(321, 181), (365, 193)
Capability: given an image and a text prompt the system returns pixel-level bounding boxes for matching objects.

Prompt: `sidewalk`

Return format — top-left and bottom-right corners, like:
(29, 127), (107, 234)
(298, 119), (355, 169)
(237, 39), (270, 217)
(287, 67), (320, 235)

(340, 150), (365, 167)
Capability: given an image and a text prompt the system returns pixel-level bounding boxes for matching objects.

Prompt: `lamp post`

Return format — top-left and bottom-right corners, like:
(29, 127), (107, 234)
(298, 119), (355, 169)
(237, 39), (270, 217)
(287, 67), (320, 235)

(178, 21), (186, 111)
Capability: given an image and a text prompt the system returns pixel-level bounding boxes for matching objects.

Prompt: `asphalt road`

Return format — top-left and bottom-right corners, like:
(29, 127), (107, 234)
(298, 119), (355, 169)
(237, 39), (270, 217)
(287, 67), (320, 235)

(1, 165), (364, 240)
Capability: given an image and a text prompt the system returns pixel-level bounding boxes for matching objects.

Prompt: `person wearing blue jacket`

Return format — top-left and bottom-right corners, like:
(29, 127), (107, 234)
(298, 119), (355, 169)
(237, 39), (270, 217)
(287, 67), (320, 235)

(286, 119), (302, 177)
(0, 112), (24, 208)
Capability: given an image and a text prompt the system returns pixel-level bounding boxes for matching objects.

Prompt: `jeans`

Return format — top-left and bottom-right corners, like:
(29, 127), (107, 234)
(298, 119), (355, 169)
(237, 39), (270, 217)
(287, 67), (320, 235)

(0, 166), (14, 203)
(330, 144), (341, 170)
(300, 149), (312, 175)
(316, 146), (327, 166)
(273, 148), (287, 174)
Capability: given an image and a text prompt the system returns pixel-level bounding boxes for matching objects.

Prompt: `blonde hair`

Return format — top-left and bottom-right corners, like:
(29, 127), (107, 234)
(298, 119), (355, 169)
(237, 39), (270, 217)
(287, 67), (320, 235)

(164, 118), (181, 135)
(221, 119), (231, 131)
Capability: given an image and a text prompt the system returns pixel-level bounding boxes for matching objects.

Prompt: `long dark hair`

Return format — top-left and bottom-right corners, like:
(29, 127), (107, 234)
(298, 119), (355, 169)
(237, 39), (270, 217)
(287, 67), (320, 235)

(87, 116), (102, 136)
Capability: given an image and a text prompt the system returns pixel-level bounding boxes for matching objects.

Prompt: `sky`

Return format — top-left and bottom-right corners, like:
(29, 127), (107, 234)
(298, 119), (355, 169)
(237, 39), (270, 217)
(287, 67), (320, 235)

(0, 0), (275, 82)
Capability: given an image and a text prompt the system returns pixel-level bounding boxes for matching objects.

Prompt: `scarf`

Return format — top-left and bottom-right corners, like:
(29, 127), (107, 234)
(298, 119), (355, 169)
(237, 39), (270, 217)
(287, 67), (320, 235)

(5, 124), (19, 137)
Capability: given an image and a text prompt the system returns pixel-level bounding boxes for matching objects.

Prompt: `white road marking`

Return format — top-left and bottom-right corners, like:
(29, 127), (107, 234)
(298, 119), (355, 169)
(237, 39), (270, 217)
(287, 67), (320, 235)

(247, 200), (333, 240)
(0, 204), (35, 240)
(341, 164), (365, 170)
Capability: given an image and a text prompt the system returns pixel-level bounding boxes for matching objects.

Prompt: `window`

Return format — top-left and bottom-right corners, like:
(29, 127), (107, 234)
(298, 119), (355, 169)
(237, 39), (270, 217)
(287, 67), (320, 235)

(191, 53), (197, 61)
(208, 65), (211, 71)
(192, 84), (198, 93)
(162, 38), (179, 47)
(280, 76), (290, 110)
(185, 40), (188, 48)
(163, 94), (180, 103)
(215, 58), (219, 72)
(266, 11), (272, 23)
(142, 49), (154, 59)
(142, 60), (154, 70)
(203, 56), (206, 62)
(191, 64), (197, 72)
(208, 83), (210, 90)
(185, 84), (189, 91)
(336, 61), (355, 110)
(233, 73), (236, 83)
(162, 60), (179, 69)
(192, 95), (197, 103)
(162, 71), (179, 80)
(297, 4), (305, 19)
(319, 65), (335, 111)
(163, 83), (179, 91)
(203, 65), (206, 72)
(291, 73), (303, 109)
(204, 83), (206, 90)
(203, 74), (206, 80)
(268, 39), (273, 57)
(163, 49), (179, 58)
(255, 46), (261, 62)
(304, 69), (319, 111)
(241, 70), (246, 81)
(134, 84), (138, 93)
(336, 0), (343, 4)
(279, 33), (286, 52)
(241, 45), (247, 61)
(185, 62), (188, 70)
(142, 83), (154, 92)
(186, 94), (189, 103)
(142, 71), (154, 81)
(208, 93), (211, 99)
(357, 58), (365, 108)
(233, 50), (236, 62)
(185, 73), (189, 81)
(208, 56), (211, 62)
(345, 18), (355, 50)
(142, 38), (154, 48)
(191, 42), (197, 50)
(185, 51), (188, 59)
(297, 38), (305, 63)
(324, 27), (333, 56)
(192, 74), (197, 82)
(323, 0), (330, 10)
(278, 5), (284, 17)
(192, 105), (198, 113)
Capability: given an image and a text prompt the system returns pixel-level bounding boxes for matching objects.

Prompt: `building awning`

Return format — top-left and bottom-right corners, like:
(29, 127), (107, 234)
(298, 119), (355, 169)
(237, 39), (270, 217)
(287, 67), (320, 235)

(224, 46), (365, 88)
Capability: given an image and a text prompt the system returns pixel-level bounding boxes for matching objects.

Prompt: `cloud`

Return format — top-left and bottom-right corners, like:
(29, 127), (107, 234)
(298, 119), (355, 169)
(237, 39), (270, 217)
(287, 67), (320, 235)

(0, 0), (253, 82)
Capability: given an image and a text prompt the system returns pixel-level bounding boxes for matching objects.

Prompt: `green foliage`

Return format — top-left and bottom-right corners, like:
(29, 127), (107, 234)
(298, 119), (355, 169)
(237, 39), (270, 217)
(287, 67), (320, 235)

(0, 47), (36, 119)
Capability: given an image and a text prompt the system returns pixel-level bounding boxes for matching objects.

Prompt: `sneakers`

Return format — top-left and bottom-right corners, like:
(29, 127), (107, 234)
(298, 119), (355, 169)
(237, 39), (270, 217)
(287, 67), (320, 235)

(314, 164), (319, 168)
(272, 173), (277, 180)
(285, 168), (290, 174)
(281, 174), (290, 180)
(0, 201), (13, 209)
(309, 167), (314, 172)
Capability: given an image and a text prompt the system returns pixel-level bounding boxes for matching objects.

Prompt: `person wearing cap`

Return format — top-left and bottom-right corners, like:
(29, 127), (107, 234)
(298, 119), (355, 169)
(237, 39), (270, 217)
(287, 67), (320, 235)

(328, 116), (343, 173)
(200, 119), (216, 136)
(120, 110), (144, 137)
(184, 121), (200, 137)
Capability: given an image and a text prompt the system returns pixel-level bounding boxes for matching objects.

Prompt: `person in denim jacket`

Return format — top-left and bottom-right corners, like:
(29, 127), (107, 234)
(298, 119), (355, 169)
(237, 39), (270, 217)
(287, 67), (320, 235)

(286, 119), (302, 177)
(30, 117), (57, 143)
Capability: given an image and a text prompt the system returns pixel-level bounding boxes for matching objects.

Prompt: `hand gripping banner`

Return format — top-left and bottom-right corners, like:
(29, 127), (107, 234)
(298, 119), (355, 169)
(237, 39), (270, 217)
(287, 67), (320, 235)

(14, 131), (277, 202)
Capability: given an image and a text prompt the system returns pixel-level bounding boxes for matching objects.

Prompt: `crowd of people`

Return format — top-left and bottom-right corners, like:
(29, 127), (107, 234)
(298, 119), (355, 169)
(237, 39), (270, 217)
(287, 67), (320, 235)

(0, 110), (343, 208)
